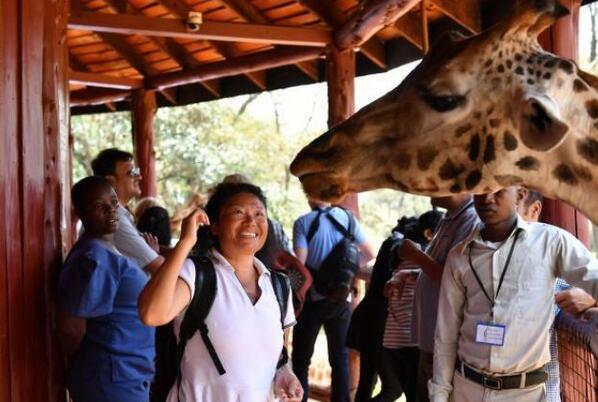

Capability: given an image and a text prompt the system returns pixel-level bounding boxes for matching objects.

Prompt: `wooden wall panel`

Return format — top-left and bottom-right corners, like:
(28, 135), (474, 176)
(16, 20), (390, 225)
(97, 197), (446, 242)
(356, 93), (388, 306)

(0, 0), (70, 401)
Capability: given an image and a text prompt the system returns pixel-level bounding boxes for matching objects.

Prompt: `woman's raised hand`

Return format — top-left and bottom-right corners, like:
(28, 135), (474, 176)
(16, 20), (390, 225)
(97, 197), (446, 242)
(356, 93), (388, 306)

(180, 209), (210, 245)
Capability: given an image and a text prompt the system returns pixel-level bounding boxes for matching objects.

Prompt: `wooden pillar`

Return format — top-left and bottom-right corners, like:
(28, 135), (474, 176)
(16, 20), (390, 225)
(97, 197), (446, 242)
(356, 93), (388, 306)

(327, 46), (360, 218)
(538, 0), (589, 246)
(326, 45), (362, 396)
(132, 89), (158, 197)
(0, 0), (71, 401)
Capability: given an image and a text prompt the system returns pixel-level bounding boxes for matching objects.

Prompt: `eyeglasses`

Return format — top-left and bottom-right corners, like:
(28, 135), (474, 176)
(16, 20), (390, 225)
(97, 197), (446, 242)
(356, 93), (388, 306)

(127, 167), (141, 178)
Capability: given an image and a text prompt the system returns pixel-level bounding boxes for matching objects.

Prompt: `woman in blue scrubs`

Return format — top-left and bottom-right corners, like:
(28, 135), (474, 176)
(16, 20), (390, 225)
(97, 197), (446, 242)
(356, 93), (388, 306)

(57, 176), (155, 402)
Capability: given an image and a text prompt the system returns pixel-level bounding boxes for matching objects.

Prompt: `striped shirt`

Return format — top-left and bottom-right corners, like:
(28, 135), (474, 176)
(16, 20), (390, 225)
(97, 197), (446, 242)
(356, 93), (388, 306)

(383, 260), (421, 349)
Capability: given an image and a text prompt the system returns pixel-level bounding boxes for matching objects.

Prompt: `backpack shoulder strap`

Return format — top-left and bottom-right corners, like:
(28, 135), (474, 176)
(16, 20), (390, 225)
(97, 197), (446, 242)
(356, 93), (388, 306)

(306, 208), (327, 243)
(326, 208), (356, 241)
(270, 270), (291, 326)
(177, 255), (225, 381)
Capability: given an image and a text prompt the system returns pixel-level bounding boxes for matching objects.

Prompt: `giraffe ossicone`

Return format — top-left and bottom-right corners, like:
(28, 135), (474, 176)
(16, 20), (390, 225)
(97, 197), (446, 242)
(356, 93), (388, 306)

(291, 0), (598, 225)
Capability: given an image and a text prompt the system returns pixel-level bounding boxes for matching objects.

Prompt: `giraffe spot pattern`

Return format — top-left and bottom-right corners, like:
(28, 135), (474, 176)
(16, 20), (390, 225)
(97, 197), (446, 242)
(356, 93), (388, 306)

(585, 100), (598, 119)
(577, 138), (598, 165)
(483, 135), (496, 163)
(574, 78), (589, 92)
(553, 164), (578, 185)
(543, 72), (552, 80)
(465, 170), (482, 190)
(455, 124), (473, 138)
(574, 165), (593, 181)
(489, 119), (500, 128)
(469, 134), (481, 161)
(544, 59), (557, 69)
(417, 146), (439, 170)
(395, 152), (412, 170)
(515, 66), (524, 75)
(494, 175), (524, 186)
(439, 158), (466, 180)
(503, 131), (518, 151)
(515, 156), (540, 170)
(558, 60), (574, 75)
(450, 184), (462, 193)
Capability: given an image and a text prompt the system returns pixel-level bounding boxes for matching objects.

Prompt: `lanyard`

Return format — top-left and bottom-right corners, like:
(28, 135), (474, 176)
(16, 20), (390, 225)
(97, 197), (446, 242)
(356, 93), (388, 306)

(467, 228), (522, 316)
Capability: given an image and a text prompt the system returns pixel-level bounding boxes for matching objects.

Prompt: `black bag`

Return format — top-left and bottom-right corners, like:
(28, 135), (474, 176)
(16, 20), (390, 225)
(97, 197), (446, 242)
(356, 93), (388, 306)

(151, 254), (291, 402)
(307, 208), (361, 303)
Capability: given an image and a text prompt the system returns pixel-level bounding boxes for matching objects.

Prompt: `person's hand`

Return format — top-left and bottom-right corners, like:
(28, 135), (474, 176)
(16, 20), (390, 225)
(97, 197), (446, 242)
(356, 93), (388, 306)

(556, 287), (597, 315)
(273, 366), (303, 402)
(179, 209), (210, 245)
(384, 269), (418, 298)
(397, 239), (422, 262)
(142, 232), (160, 253)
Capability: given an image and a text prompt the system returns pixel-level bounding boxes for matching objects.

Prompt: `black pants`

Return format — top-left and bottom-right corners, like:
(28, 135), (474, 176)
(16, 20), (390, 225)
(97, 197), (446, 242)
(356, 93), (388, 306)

(292, 299), (351, 402)
(354, 344), (403, 402)
(387, 347), (419, 402)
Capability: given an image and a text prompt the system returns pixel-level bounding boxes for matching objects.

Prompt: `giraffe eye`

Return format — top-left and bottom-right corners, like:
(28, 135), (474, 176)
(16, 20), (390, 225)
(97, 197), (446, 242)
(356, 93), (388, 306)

(423, 94), (466, 112)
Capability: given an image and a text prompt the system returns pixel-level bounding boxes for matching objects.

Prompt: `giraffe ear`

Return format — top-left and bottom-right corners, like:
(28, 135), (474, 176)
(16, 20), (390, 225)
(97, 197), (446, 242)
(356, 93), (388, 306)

(519, 93), (569, 152)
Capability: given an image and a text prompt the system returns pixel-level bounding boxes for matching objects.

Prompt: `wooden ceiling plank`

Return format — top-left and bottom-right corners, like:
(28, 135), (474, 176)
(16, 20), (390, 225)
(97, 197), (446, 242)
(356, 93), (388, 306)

(395, 10), (424, 50)
(335, 0), (421, 49)
(428, 0), (480, 34)
(69, 70), (144, 89)
(70, 88), (131, 106)
(68, 10), (332, 46)
(295, 59), (319, 81)
(148, 46), (324, 90)
(218, 0), (318, 82)
(298, 0), (387, 69)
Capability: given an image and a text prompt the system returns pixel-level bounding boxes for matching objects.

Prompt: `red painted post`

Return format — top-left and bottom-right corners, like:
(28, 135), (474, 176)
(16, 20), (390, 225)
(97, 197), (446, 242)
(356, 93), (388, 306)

(538, 0), (589, 247)
(327, 46), (360, 218)
(132, 89), (158, 197)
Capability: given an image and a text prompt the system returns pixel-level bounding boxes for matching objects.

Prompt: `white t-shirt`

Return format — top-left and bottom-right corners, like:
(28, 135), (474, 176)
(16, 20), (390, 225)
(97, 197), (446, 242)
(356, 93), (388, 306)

(167, 250), (296, 402)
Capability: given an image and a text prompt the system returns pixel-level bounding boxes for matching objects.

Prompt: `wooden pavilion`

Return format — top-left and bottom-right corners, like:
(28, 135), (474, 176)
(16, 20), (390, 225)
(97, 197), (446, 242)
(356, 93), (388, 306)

(0, 0), (596, 401)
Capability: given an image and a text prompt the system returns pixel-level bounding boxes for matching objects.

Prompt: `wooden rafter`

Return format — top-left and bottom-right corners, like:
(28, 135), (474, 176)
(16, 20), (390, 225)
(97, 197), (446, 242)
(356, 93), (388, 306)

(429, 0), (480, 34)
(395, 10), (425, 50)
(68, 10), (332, 47)
(297, 0), (387, 69)
(69, 71), (143, 89)
(336, 0), (421, 50)
(156, 0), (264, 91)
(70, 88), (131, 106)
(148, 46), (324, 90)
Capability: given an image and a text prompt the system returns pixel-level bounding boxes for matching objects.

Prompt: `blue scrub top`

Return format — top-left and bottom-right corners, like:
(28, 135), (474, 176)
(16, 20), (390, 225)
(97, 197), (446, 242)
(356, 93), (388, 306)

(58, 237), (155, 383)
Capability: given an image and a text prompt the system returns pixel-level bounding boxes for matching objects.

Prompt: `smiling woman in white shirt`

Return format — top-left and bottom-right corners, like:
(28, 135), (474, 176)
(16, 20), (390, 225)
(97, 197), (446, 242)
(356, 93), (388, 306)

(138, 182), (303, 402)
(430, 186), (598, 402)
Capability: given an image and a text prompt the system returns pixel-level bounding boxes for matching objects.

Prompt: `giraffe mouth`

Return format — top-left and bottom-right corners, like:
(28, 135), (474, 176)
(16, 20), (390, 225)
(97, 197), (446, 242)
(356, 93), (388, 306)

(298, 172), (349, 202)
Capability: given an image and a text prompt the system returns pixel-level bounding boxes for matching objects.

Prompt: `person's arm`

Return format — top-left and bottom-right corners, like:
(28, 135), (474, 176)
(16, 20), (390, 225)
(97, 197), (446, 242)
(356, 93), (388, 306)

(555, 287), (597, 315)
(292, 218), (308, 265)
(399, 239), (444, 283)
(429, 253), (465, 402)
(138, 210), (209, 326)
(358, 240), (376, 268)
(56, 311), (86, 355)
(554, 231), (598, 298)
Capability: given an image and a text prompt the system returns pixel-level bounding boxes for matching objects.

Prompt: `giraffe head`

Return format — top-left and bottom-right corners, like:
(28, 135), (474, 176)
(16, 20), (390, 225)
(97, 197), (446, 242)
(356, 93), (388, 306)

(291, 0), (598, 224)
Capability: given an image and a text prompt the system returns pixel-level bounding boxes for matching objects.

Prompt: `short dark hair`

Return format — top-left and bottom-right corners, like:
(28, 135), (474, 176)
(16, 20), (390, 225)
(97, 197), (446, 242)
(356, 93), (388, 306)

(419, 209), (443, 232)
(137, 206), (172, 247)
(524, 190), (543, 208)
(71, 176), (112, 213)
(91, 148), (133, 177)
(205, 182), (267, 223)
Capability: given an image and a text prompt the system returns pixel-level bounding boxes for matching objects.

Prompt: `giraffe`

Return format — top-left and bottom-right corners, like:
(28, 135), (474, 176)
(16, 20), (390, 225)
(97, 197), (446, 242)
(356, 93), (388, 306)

(290, 0), (598, 225)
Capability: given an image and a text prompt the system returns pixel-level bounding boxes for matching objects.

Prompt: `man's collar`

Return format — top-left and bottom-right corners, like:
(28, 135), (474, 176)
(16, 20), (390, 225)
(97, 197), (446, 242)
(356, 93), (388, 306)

(459, 214), (530, 254)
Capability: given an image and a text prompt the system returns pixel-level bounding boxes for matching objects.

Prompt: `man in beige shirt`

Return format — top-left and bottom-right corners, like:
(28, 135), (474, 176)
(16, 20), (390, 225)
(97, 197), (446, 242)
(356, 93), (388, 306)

(430, 187), (598, 402)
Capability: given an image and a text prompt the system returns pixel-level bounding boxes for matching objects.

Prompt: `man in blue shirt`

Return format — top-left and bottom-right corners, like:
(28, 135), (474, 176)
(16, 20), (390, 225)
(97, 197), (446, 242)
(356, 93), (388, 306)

(292, 198), (375, 402)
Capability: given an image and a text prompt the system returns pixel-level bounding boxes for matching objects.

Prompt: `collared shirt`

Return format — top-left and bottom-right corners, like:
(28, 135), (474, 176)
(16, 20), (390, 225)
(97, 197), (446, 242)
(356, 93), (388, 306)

(113, 205), (158, 269)
(58, 238), (155, 384)
(416, 199), (479, 353)
(546, 278), (570, 402)
(430, 216), (598, 402)
(169, 249), (295, 402)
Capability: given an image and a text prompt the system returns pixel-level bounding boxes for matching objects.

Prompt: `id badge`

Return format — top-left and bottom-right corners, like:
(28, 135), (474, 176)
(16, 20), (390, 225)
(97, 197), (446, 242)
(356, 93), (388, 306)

(475, 322), (506, 346)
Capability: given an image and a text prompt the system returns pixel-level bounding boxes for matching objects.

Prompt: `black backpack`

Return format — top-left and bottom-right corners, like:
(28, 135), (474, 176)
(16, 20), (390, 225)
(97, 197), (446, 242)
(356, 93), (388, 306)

(151, 254), (291, 402)
(306, 208), (361, 302)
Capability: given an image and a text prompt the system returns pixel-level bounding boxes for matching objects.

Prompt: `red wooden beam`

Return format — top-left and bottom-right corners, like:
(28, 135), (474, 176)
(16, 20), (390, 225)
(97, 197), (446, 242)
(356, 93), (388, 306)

(68, 10), (331, 47)
(148, 46), (324, 90)
(335, 0), (421, 50)
(69, 71), (143, 89)
(132, 89), (158, 197)
(70, 88), (131, 106)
